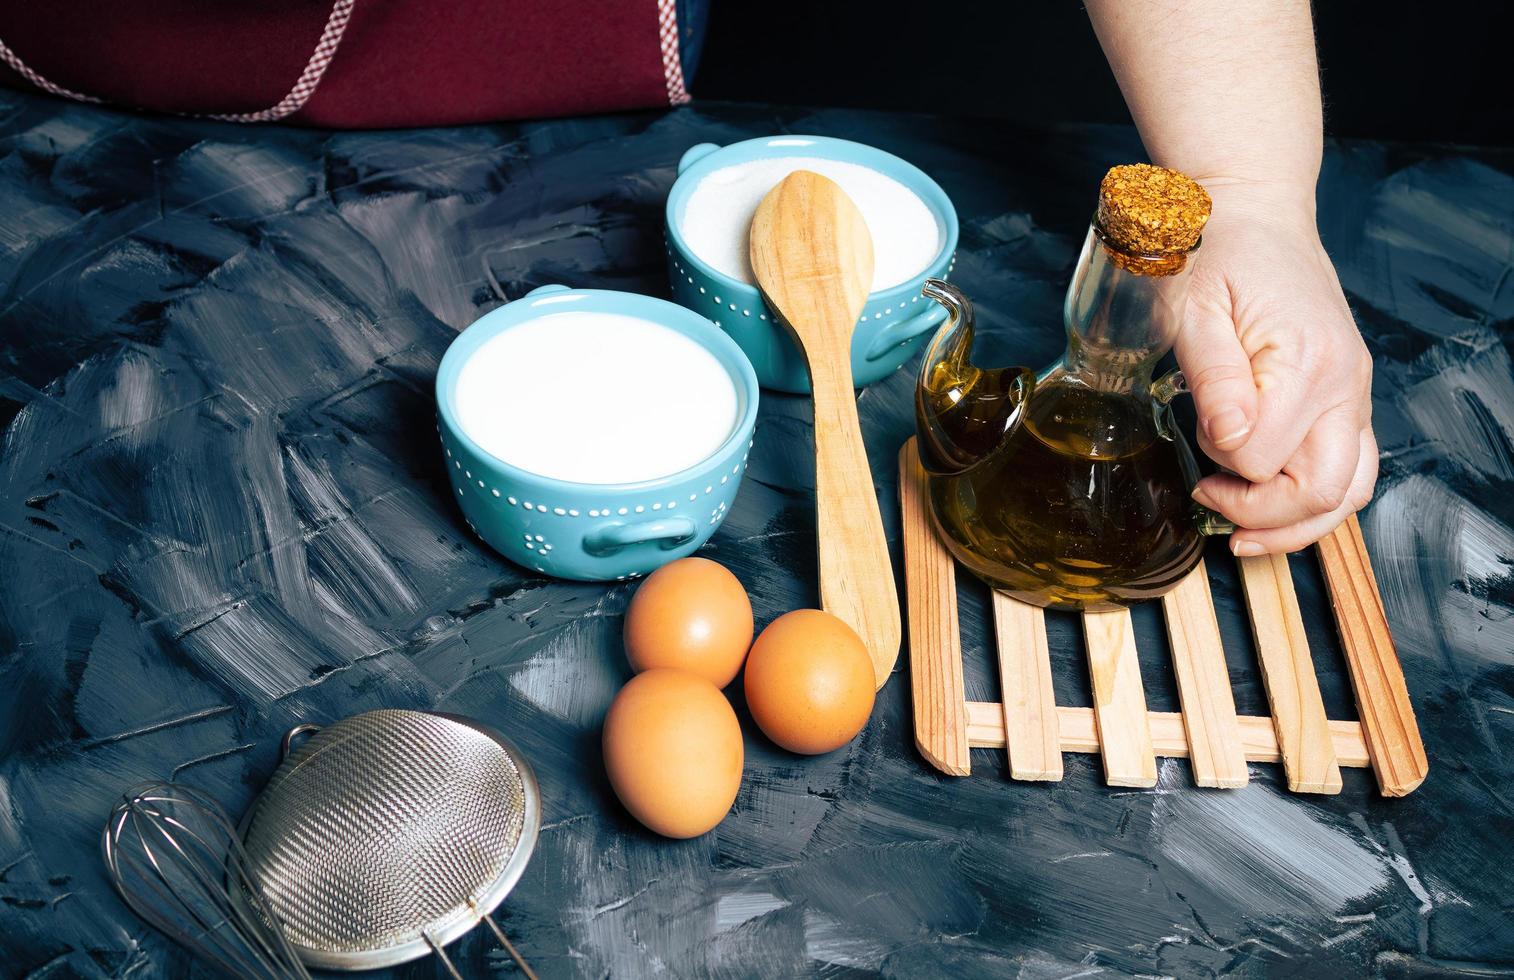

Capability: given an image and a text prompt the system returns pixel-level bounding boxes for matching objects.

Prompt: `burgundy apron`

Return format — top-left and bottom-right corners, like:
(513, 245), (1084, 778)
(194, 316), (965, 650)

(0, 0), (694, 127)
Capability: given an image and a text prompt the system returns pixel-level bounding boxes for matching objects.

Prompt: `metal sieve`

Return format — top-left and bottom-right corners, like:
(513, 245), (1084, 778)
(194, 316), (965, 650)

(238, 709), (541, 975)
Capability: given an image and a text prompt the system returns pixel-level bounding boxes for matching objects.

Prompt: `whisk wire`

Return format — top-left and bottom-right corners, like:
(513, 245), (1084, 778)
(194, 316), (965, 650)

(129, 792), (282, 975)
(111, 805), (258, 976)
(103, 781), (311, 980)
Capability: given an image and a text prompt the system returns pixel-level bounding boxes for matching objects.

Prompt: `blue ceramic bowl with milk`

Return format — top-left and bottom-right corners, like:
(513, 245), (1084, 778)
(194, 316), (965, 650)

(665, 135), (959, 393)
(436, 285), (759, 582)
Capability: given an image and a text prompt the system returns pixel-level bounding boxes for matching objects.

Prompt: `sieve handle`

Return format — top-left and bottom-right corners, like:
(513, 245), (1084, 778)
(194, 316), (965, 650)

(280, 723), (322, 762)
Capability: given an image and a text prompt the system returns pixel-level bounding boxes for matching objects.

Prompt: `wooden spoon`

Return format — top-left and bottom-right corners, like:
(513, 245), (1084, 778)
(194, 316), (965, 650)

(749, 170), (901, 689)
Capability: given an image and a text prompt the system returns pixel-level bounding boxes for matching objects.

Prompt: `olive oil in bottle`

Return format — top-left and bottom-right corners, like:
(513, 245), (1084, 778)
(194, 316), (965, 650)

(913, 165), (1227, 609)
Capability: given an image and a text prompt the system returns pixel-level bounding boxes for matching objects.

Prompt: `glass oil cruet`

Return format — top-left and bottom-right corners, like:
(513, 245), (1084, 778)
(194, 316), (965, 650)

(914, 164), (1231, 609)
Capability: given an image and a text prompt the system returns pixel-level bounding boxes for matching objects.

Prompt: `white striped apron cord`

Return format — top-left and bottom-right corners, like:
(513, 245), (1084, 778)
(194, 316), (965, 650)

(0, 0), (355, 123)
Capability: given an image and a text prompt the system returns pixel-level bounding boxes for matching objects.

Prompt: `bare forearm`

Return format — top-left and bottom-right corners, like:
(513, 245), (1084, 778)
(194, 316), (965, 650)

(1086, 0), (1322, 205)
(1087, 3), (1376, 555)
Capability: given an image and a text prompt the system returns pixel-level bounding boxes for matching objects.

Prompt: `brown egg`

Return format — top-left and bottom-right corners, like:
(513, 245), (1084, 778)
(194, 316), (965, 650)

(743, 609), (876, 755)
(602, 668), (744, 838)
(624, 557), (754, 688)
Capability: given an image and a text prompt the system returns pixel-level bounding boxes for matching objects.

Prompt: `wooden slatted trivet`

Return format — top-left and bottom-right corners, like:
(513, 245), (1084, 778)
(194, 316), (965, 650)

(898, 439), (1428, 796)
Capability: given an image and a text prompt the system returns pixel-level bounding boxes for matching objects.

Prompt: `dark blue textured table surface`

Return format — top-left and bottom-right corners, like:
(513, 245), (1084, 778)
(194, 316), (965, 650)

(1, 89), (1512, 978)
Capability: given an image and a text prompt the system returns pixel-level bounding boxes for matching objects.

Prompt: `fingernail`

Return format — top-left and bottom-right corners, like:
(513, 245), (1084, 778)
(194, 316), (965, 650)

(1232, 539), (1265, 557)
(1205, 408), (1251, 447)
(1191, 485), (1214, 508)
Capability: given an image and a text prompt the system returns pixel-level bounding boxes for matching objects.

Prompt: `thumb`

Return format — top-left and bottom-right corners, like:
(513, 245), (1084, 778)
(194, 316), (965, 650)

(1174, 302), (1259, 457)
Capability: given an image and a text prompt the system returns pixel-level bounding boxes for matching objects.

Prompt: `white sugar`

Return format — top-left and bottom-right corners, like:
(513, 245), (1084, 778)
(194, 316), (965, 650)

(455, 312), (738, 485)
(679, 156), (941, 292)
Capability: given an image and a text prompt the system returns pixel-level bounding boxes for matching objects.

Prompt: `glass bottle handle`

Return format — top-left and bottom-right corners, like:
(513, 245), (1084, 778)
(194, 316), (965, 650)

(1151, 369), (1237, 536)
(1150, 368), (1189, 406)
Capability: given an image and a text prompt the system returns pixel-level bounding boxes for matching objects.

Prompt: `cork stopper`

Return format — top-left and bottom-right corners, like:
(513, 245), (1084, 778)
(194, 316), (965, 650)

(1095, 164), (1211, 272)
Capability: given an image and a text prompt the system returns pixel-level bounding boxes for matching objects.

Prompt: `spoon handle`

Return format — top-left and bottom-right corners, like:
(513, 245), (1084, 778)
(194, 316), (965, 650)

(808, 354), (902, 690)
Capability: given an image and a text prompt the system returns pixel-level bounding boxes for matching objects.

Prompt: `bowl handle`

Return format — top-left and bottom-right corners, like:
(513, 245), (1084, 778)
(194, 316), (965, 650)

(523, 284), (573, 299)
(583, 517), (699, 556)
(677, 143), (721, 175)
(863, 300), (950, 361)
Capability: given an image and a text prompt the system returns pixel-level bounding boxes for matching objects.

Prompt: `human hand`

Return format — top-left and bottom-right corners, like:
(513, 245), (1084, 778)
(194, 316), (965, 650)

(1174, 182), (1378, 556)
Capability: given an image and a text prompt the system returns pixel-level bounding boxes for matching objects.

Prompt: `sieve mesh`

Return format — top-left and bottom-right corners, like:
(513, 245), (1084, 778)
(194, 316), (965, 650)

(239, 710), (533, 961)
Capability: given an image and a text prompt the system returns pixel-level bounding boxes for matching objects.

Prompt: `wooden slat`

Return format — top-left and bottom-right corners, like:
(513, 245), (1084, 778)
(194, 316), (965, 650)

(1239, 552), (1343, 794)
(1082, 608), (1157, 787)
(1318, 515), (1428, 796)
(963, 701), (1371, 768)
(897, 440), (970, 775)
(991, 592), (1062, 781)
(1161, 561), (1249, 788)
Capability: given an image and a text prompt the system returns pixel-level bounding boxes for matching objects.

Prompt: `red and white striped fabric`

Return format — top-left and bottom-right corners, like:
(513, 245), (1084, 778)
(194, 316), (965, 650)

(0, 0), (693, 127)
(657, 0), (691, 107)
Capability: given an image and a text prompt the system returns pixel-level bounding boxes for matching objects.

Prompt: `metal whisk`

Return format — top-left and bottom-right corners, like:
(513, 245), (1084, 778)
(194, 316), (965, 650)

(102, 781), (311, 980)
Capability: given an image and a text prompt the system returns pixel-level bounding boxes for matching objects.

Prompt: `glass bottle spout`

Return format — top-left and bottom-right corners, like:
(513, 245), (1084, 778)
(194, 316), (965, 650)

(914, 278), (1035, 476)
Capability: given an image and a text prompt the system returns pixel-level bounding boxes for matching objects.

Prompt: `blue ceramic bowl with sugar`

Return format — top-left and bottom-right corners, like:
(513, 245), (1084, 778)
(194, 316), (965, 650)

(665, 135), (958, 393)
(436, 285), (759, 582)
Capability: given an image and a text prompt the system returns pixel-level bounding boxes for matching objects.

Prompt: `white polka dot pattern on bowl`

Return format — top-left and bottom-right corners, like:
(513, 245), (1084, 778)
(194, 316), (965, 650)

(439, 425), (748, 578)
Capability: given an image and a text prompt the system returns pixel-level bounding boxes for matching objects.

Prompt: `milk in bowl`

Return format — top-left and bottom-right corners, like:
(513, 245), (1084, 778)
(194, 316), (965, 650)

(436, 285), (760, 582)
(665, 136), (959, 393)
(679, 156), (942, 294)
(455, 312), (738, 485)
